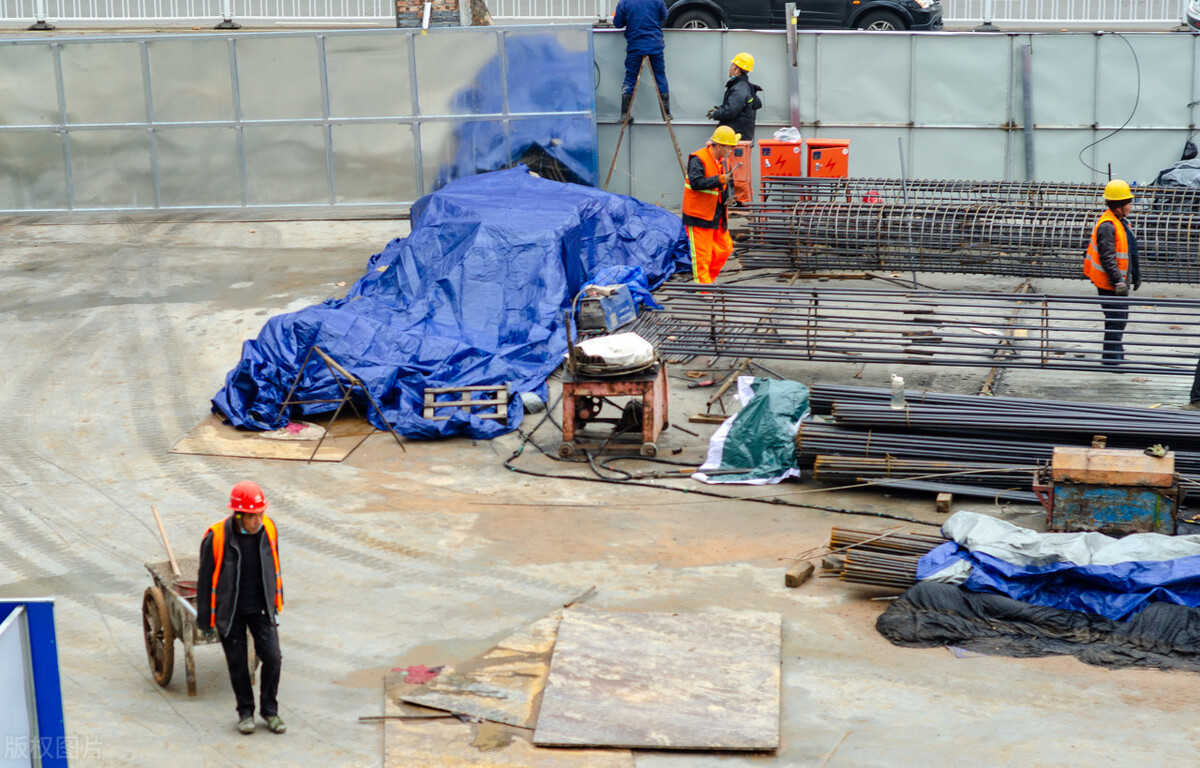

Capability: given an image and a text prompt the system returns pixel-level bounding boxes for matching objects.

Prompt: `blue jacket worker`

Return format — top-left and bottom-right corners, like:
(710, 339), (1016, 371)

(613, 0), (670, 121)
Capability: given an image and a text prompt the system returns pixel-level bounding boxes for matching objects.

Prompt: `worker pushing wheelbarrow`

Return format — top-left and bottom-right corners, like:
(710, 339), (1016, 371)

(142, 486), (285, 736)
(143, 501), (236, 697)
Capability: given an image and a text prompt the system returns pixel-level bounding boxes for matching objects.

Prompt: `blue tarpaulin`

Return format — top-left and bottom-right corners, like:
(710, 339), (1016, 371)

(212, 166), (688, 439)
(918, 511), (1200, 621)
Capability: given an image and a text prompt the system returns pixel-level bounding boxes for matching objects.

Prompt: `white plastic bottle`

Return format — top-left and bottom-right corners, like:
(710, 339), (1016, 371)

(890, 374), (906, 410)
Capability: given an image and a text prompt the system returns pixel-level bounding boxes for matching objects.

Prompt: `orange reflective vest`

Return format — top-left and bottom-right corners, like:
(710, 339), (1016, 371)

(207, 515), (283, 629)
(1083, 210), (1129, 290)
(682, 145), (727, 223)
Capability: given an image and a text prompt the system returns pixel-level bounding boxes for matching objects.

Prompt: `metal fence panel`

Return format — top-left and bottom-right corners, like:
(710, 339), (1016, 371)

(0, 25), (597, 214)
(601, 30), (1199, 204)
(1, 0), (1187, 27)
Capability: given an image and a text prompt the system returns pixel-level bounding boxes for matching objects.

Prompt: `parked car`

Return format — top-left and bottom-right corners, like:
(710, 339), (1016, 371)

(1188, 0), (1200, 30)
(667, 0), (943, 30)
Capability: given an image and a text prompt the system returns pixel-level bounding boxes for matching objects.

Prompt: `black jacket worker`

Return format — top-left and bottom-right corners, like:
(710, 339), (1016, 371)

(707, 52), (762, 204)
(197, 480), (286, 736)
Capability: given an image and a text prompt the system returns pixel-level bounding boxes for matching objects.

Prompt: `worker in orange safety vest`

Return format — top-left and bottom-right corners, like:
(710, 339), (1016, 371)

(197, 480), (286, 735)
(1083, 179), (1140, 365)
(683, 125), (738, 284)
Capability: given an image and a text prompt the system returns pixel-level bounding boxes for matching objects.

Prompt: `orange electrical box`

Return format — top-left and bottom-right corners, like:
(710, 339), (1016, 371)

(758, 139), (805, 181)
(806, 139), (851, 178)
(758, 139), (805, 200)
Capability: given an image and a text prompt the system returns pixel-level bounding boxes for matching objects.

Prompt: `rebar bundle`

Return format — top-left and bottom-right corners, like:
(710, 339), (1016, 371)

(812, 383), (1200, 447)
(822, 526), (946, 589)
(812, 456), (1032, 488)
(738, 178), (1200, 282)
(633, 283), (1200, 375)
(799, 384), (1200, 495)
(829, 526), (947, 556)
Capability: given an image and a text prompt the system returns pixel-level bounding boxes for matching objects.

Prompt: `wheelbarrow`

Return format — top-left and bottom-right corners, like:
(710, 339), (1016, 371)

(142, 505), (256, 696)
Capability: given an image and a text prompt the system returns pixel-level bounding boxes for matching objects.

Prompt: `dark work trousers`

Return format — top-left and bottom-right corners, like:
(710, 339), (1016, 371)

(220, 609), (282, 719)
(622, 49), (668, 96)
(1096, 287), (1128, 363)
(1190, 358), (1200, 403)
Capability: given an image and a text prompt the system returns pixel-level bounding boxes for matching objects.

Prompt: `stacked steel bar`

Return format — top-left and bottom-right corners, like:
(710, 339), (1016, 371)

(633, 283), (1200, 375)
(737, 178), (1200, 282)
(812, 456), (1032, 488)
(799, 384), (1200, 490)
(829, 526), (947, 555)
(824, 526), (946, 589)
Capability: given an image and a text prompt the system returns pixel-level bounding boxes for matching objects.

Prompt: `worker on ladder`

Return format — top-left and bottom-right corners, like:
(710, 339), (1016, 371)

(707, 52), (762, 206)
(683, 126), (738, 284)
(613, 0), (670, 122)
(1083, 179), (1140, 365)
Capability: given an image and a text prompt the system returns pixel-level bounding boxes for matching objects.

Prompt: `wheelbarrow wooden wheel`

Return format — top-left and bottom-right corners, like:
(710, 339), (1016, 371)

(142, 586), (174, 687)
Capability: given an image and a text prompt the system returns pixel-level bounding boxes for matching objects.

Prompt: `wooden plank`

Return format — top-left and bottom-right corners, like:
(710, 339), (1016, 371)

(401, 612), (561, 728)
(384, 719), (634, 768)
(784, 561), (814, 588)
(1050, 446), (1175, 487)
(168, 413), (371, 462)
(532, 609), (781, 750)
(425, 386), (507, 394)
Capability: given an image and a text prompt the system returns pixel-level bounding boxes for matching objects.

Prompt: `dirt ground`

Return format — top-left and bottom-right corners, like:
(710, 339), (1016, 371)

(2, 217), (1199, 767)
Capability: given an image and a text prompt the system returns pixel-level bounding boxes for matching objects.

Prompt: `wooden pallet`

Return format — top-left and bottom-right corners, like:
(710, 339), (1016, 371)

(423, 385), (507, 423)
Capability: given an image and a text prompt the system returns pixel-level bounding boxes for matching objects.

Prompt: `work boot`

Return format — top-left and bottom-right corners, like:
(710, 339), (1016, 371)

(266, 715), (287, 734)
(661, 94), (672, 120)
(237, 717), (256, 735)
(620, 93), (633, 124)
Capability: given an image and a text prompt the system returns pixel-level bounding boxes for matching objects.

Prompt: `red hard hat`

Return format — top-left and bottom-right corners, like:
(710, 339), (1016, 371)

(229, 481), (269, 513)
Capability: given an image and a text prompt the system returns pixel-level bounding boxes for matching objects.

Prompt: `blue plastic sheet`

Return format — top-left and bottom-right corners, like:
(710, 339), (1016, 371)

(212, 166), (688, 439)
(919, 541), (1200, 621)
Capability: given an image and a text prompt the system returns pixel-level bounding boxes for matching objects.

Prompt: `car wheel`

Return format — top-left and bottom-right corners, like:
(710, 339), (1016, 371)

(672, 8), (719, 28)
(856, 10), (904, 30)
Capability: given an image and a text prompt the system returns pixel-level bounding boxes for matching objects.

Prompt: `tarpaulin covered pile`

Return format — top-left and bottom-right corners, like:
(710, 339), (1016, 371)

(877, 511), (1200, 670)
(212, 166), (688, 439)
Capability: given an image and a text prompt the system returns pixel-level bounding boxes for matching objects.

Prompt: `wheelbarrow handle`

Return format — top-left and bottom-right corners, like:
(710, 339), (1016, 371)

(151, 504), (182, 580)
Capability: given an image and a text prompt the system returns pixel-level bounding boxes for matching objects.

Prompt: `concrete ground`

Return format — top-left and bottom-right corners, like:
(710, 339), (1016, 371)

(2, 217), (1199, 767)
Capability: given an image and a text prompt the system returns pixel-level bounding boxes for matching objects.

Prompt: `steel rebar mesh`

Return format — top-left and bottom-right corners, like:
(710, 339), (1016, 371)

(738, 178), (1200, 282)
(633, 283), (1200, 375)
(758, 177), (1200, 210)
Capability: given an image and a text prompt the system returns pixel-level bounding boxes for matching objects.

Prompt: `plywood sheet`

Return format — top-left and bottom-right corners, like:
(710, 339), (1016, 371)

(400, 612), (561, 728)
(383, 719), (634, 768)
(169, 413), (373, 462)
(533, 609), (782, 751)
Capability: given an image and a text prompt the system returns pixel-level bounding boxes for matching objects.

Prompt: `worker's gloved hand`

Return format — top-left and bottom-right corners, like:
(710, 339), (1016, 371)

(705, 107), (717, 119)
(1114, 281), (1129, 296)
(203, 628), (216, 641)
(718, 173), (728, 185)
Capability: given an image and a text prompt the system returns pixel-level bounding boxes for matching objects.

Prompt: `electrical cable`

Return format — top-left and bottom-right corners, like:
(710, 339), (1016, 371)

(500, 391), (942, 526)
(1078, 33), (1141, 176)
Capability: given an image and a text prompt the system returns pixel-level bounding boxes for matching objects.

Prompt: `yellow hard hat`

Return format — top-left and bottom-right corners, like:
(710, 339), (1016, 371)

(711, 125), (741, 146)
(1103, 179), (1133, 202)
(731, 52), (754, 72)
